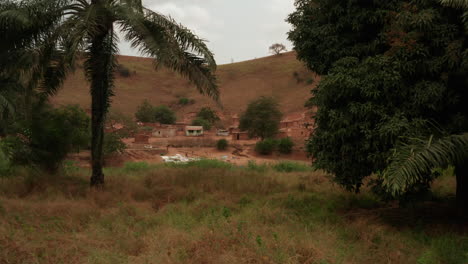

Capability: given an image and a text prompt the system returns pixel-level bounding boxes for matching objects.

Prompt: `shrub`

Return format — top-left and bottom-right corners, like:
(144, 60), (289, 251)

(255, 138), (277, 155)
(278, 137), (294, 154)
(192, 118), (212, 130)
(117, 64), (131, 77)
(178, 98), (192, 105)
(246, 160), (268, 172)
(216, 139), (228, 150)
(272, 161), (311, 173)
(1, 105), (90, 173)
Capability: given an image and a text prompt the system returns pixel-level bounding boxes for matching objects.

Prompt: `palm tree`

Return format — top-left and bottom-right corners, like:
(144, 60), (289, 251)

(383, 134), (468, 214)
(0, 0), (218, 187)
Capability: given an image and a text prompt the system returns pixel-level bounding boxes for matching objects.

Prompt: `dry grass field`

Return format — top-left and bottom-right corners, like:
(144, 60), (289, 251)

(51, 52), (316, 118)
(0, 161), (466, 264)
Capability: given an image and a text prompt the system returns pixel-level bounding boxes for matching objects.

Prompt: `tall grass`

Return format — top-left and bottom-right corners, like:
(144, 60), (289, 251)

(0, 165), (465, 264)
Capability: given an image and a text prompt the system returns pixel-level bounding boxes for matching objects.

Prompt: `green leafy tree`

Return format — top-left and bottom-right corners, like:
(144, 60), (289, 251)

(239, 97), (282, 140)
(135, 100), (155, 123)
(288, 0), (468, 206)
(196, 107), (220, 124)
(1, 0), (218, 186)
(154, 105), (176, 124)
(382, 0), (468, 214)
(192, 118), (212, 130)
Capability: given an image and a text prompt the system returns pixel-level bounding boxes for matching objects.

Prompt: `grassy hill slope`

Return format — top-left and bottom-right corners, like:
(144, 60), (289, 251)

(51, 52), (317, 119)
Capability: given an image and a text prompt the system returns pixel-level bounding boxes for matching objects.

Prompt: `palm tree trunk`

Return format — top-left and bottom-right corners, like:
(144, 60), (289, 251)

(89, 30), (112, 187)
(455, 162), (468, 216)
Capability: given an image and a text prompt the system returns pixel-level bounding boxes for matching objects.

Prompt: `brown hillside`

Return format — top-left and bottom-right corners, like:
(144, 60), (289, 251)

(51, 51), (317, 118)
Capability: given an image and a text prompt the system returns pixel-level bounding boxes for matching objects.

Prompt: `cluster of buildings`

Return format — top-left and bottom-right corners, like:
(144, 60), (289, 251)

(123, 110), (314, 144)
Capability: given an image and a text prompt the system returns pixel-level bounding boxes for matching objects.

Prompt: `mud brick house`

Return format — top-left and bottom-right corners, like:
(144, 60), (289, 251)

(152, 125), (177, 138)
(278, 111), (314, 140)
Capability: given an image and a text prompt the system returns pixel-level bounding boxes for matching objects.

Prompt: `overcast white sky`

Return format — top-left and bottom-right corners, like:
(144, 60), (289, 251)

(118, 0), (296, 65)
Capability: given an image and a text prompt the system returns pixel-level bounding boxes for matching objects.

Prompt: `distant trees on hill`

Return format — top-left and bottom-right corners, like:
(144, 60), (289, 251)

(269, 43), (287, 55)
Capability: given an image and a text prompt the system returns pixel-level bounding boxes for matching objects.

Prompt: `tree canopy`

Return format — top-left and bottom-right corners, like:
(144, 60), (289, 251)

(288, 0), (468, 199)
(239, 97), (282, 140)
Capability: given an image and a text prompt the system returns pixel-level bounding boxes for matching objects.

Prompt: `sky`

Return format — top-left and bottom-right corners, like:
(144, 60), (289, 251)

(118, 0), (296, 65)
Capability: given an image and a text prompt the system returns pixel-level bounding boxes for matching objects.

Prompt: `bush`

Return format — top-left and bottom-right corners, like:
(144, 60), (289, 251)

(272, 161), (311, 172)
(216, 139), (228, 150)
(255, 138), (277, 155)
(278, 137), (294, 154)
(178, 98), (193, 105)
(192, 118), (212, 130)
(1, 105), (90, 173)
(246, 160), (268, 172)
(117, 64), (131, 77)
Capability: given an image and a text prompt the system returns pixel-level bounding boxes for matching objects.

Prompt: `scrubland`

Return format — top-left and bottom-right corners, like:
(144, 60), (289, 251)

(0, 161), (466, 264)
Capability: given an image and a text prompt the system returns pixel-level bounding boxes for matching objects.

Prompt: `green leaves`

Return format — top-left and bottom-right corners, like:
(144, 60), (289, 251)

(239, 97), (283, 140)
(383, 134), (468, 195)
(290, 0), (468, 194)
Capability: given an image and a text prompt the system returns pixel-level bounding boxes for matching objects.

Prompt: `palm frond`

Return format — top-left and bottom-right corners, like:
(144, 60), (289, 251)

(440, 0), (468, 9)
(383, 133), (468, 195)
(116, 7), (219, 100)
(440, 0), (468, 29)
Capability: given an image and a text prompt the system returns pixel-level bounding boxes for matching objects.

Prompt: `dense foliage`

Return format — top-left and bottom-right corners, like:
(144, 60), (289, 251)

(278, 137), (294, 154)
(216, 139), (228, 151)
(135, 100), (176, 124)
(0, 0), (218, 186)
(196, 107), (220, 124)
(255, 139), (278, 155)
(135, 100), (154, 123)
(192, 118), (212, 130)
(191, 107), (219, 130)
(288, 0), (468, 203)
(239, 97), (282, 140)
(1, 105), (90, 173)
(153, 105), (176, 125)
